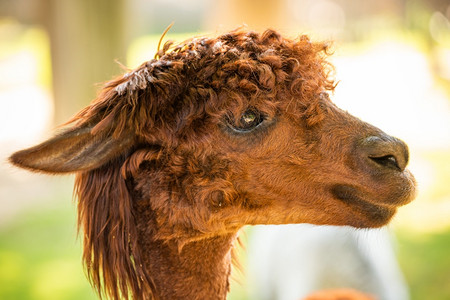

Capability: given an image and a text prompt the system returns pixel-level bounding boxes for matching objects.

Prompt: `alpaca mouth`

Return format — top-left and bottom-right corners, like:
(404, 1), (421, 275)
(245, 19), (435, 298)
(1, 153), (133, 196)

(331, 184), (396, 227)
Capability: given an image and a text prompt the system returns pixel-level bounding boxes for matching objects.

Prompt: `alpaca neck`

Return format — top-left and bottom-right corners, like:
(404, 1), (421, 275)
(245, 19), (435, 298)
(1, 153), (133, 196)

(142, 232), (238, 299)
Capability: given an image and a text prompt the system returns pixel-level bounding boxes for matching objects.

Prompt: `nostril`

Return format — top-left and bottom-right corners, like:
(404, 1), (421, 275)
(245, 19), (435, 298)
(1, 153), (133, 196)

(360, 135), (409, 172)
(369, 155), (400, 171)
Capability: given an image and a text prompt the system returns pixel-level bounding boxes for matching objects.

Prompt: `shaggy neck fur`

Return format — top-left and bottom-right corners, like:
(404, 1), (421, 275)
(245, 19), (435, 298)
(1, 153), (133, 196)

(138, 230), (237, 299)
(76, 156), (240, 299)
(130, 160), (240, 299)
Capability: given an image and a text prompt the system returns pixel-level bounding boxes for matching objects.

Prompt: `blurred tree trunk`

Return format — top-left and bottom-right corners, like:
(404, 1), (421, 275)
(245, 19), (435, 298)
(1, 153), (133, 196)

(40, 0), (128, 124)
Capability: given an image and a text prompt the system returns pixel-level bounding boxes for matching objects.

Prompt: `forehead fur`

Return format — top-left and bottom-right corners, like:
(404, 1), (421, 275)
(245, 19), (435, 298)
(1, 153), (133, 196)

(70, 28), (335, 146)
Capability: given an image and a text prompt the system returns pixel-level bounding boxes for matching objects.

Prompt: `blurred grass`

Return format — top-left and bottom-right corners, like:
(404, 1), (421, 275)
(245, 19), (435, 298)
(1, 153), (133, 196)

(0, 199), (96, 300)
(397, 230), (450, 300)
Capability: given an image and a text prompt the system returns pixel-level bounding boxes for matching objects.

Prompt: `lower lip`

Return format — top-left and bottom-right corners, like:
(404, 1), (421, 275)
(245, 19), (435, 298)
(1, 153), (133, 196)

(331, 184), (396, 225)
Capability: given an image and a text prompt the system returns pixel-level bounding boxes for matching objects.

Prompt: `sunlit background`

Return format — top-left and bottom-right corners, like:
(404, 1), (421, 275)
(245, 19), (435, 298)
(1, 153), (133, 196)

(0, 0), (449, 299)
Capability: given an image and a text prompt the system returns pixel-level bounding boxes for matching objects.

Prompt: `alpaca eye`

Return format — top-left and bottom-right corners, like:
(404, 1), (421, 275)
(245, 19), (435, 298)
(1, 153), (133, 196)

(228, 109), (265, 132)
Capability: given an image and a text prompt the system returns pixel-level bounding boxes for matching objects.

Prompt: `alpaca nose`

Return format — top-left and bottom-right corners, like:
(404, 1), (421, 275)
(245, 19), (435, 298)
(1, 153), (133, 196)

(360, 135), (409, 171)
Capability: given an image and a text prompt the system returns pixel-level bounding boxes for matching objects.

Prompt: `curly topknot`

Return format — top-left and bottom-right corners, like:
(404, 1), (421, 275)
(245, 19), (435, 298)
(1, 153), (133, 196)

(71, 28), (336, 147)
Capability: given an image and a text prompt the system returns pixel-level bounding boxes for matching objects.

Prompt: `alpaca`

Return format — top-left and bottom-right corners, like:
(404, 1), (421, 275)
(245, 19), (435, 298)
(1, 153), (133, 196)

(10, 29), (416, 300)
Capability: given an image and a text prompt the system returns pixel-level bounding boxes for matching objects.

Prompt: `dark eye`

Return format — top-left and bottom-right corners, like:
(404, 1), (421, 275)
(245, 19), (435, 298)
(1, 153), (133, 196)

(228, 109), (265, 132)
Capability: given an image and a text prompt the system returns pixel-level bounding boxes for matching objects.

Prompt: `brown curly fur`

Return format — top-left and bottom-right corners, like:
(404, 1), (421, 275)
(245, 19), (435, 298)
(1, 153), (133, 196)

(73, 28), (335, 144)
(10, 28), (416, 299)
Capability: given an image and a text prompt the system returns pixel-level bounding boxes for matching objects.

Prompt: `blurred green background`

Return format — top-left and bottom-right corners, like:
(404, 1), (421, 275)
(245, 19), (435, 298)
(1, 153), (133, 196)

(1, 0), (449, 299)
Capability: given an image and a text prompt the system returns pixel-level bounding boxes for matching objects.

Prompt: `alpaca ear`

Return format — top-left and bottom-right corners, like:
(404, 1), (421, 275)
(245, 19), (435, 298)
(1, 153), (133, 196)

(9, 126), (135, 173)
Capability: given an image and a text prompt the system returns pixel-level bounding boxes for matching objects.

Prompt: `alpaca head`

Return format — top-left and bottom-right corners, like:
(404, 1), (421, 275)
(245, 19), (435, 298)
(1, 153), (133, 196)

(10, 29), (416, 298)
